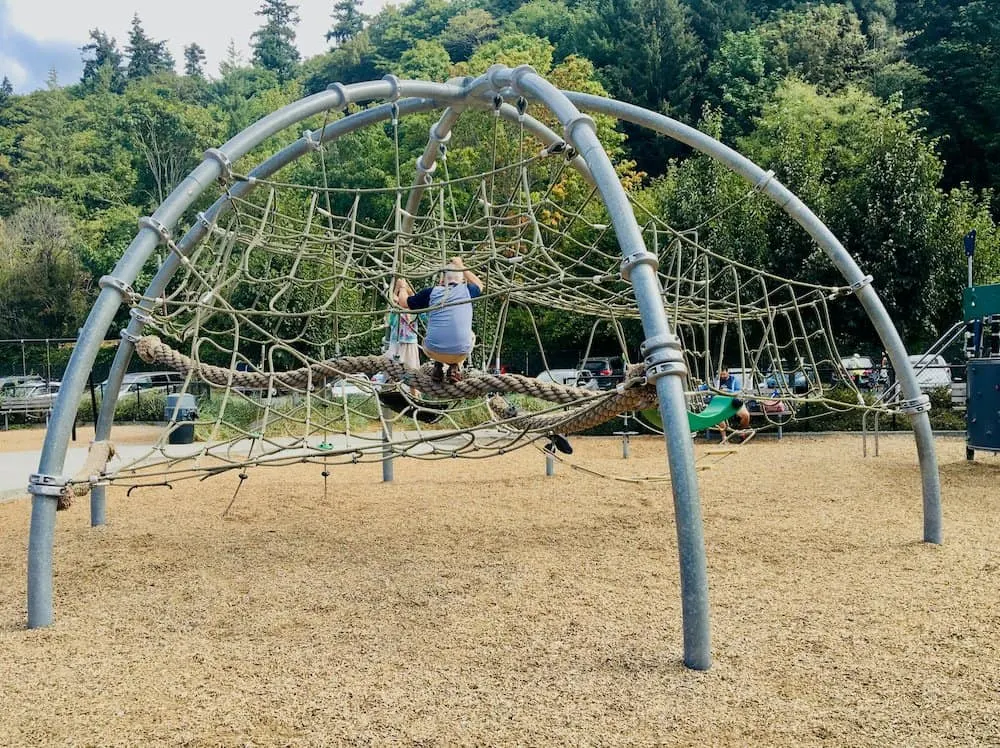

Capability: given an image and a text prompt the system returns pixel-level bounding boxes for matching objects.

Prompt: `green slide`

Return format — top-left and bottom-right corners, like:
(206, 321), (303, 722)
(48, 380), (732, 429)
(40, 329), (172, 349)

(640, 396), (743, 432)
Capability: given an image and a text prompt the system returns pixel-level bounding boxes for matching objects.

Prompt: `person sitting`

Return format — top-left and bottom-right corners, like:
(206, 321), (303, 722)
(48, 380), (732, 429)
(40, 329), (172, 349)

(395, 256), (484, 384)
(714, 366), (752, 431)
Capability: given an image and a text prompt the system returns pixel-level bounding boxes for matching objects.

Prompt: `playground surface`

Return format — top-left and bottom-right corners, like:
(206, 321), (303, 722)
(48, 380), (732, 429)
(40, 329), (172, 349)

(1, 430), (998, 745)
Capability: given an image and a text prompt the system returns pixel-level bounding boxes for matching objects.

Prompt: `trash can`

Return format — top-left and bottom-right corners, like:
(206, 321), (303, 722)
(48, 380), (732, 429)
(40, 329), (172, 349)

(165, 393), (198, 445)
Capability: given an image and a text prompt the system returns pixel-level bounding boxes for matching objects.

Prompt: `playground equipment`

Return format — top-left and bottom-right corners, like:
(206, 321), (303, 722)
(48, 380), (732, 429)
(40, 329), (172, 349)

(26, 68), (943, 671)
(961, 231), (1000, 459)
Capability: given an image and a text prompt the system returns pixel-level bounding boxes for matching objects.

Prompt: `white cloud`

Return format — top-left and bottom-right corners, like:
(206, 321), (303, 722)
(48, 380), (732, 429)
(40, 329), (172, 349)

(1, 0), (393, 91)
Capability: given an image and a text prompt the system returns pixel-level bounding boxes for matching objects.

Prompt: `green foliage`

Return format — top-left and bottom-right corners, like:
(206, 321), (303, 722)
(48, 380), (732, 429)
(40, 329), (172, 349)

(367, 0), (468, 72)
(125, 15), (175, 80)
(581, 0), (704, 118)
(184, 44), (207, 78)
(327, 0), (368, 45)
(251, 0), (302, 81)
(504, 0), (591, 60)
(117, 76), (225, 206)
(707, 4), (890, 135)
(896, 0), (1000, 193)
(439, 8), (500, 61)
(0, 202), (91, 339)
(398, 40), (453, 82)
(81, 30), (127, 93)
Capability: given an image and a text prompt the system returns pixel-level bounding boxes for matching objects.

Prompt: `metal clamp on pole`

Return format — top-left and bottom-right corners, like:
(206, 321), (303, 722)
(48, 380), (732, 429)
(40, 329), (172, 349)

(120, 328), (142, 345)
(850, 274), (874, 292)
(27, 473), (68, 498)
(98, 275), (138, 304)
(129, 308), (153, 326)
(640, 332), (687, 383)
(898, 394), (932, 414)
(415, 155), (438, 185)
(203, 147), (234, 183)
(138, 216), (171, 244)
(301, 129), (323, 152)
(620, 250), (659, 282)
(325, 82), (349, 108)
(381, 74), (400, 101)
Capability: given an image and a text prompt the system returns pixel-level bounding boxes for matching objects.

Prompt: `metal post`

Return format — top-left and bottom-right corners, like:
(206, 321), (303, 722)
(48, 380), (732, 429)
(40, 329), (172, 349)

(506, 66), (712, 670)
(381, 416), (394, 483)
(545, 452), (555, 476)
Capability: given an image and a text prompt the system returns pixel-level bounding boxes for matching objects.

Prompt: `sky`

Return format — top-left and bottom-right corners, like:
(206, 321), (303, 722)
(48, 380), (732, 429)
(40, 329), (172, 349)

(0, 0), (392, 93)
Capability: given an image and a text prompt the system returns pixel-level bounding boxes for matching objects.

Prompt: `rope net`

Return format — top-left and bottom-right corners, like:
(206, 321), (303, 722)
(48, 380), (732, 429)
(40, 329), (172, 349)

(80, 105), (894, 493)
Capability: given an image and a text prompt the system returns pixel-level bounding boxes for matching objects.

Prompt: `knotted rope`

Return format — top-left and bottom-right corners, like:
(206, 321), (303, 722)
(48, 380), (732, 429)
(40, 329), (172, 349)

(134, 335), (657, 434)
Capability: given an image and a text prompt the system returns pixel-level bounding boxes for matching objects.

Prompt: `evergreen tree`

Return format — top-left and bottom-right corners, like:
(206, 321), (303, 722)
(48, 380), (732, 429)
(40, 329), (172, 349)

(251, 0), (301, 81)
(219, 39), (245, 76)
(0, 77), (12, 106)
(80, 29), (126, 92)
(126, 14), (175, 80)
(327, 0), (367, 45)
(184, 43), (207, 77)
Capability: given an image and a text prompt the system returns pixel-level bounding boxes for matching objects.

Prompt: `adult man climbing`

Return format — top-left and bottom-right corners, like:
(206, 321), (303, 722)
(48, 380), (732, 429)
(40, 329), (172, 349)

(396, 256), (484, 383)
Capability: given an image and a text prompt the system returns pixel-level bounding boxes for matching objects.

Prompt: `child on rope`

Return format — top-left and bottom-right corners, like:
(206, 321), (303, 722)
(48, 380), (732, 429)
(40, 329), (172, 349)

(395, 256), (485, 384)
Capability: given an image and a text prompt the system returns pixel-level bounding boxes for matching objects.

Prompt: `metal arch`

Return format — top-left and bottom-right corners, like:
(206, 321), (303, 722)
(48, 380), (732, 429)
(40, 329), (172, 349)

(562, 91), (942, 546)
(28, 69), (940, 677)
(27, 79), (471, 629)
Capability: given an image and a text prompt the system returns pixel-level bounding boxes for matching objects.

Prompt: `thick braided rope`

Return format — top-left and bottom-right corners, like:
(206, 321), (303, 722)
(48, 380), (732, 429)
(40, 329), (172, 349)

(61, 440), (116, 505)
(136, 335), (609, 405)
(487, 387), (658, 434)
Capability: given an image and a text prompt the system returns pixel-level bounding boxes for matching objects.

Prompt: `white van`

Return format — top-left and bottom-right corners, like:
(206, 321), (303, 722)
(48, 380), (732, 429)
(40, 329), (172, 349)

(101, 371), (186, 398)
(906, 355), (952, 393)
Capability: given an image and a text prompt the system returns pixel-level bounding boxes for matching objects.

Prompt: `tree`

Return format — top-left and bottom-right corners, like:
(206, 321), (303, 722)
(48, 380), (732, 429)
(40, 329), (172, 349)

(80, 29), (126, 92)
(327, 0), (367, 46)
(118, 77), (223, 207)
(219, 39), (245, 77)
(897, 0), (1000, 193)
(126, 14), (175, 80)
(740, 81), (997, 346)
(582, 0), (703, 119)
(0, 77), (12, 106)
(184, 43), (207, 77)
(0, 202), (91, 339)
(505, 0), (592, 60)
(706, 5), (885, 136)
(439, 9), (499, 62)
(397, 40), (452, 81)
(366, 0), (464, 72)
(251, 0), (301, 81)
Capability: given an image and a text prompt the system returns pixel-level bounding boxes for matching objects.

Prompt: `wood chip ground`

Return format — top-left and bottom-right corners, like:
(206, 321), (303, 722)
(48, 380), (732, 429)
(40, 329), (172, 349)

(1, 429), (998, 745)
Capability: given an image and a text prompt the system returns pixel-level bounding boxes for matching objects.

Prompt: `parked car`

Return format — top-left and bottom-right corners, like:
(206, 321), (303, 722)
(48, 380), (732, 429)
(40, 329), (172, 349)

(578, 356), (625, 390)
(0, 381), (61, 416)
(727, 367), (767, 394)
(907, 355), (952, 394)
(764, 369), (815, 395)
(102, 371), (186, 398)
(839, 354), (875, 387)
(0, 374), (45, 396)
(325, 375), (376, 399)
(3, 381), (60, 407)
(536, 368), (599, 390)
